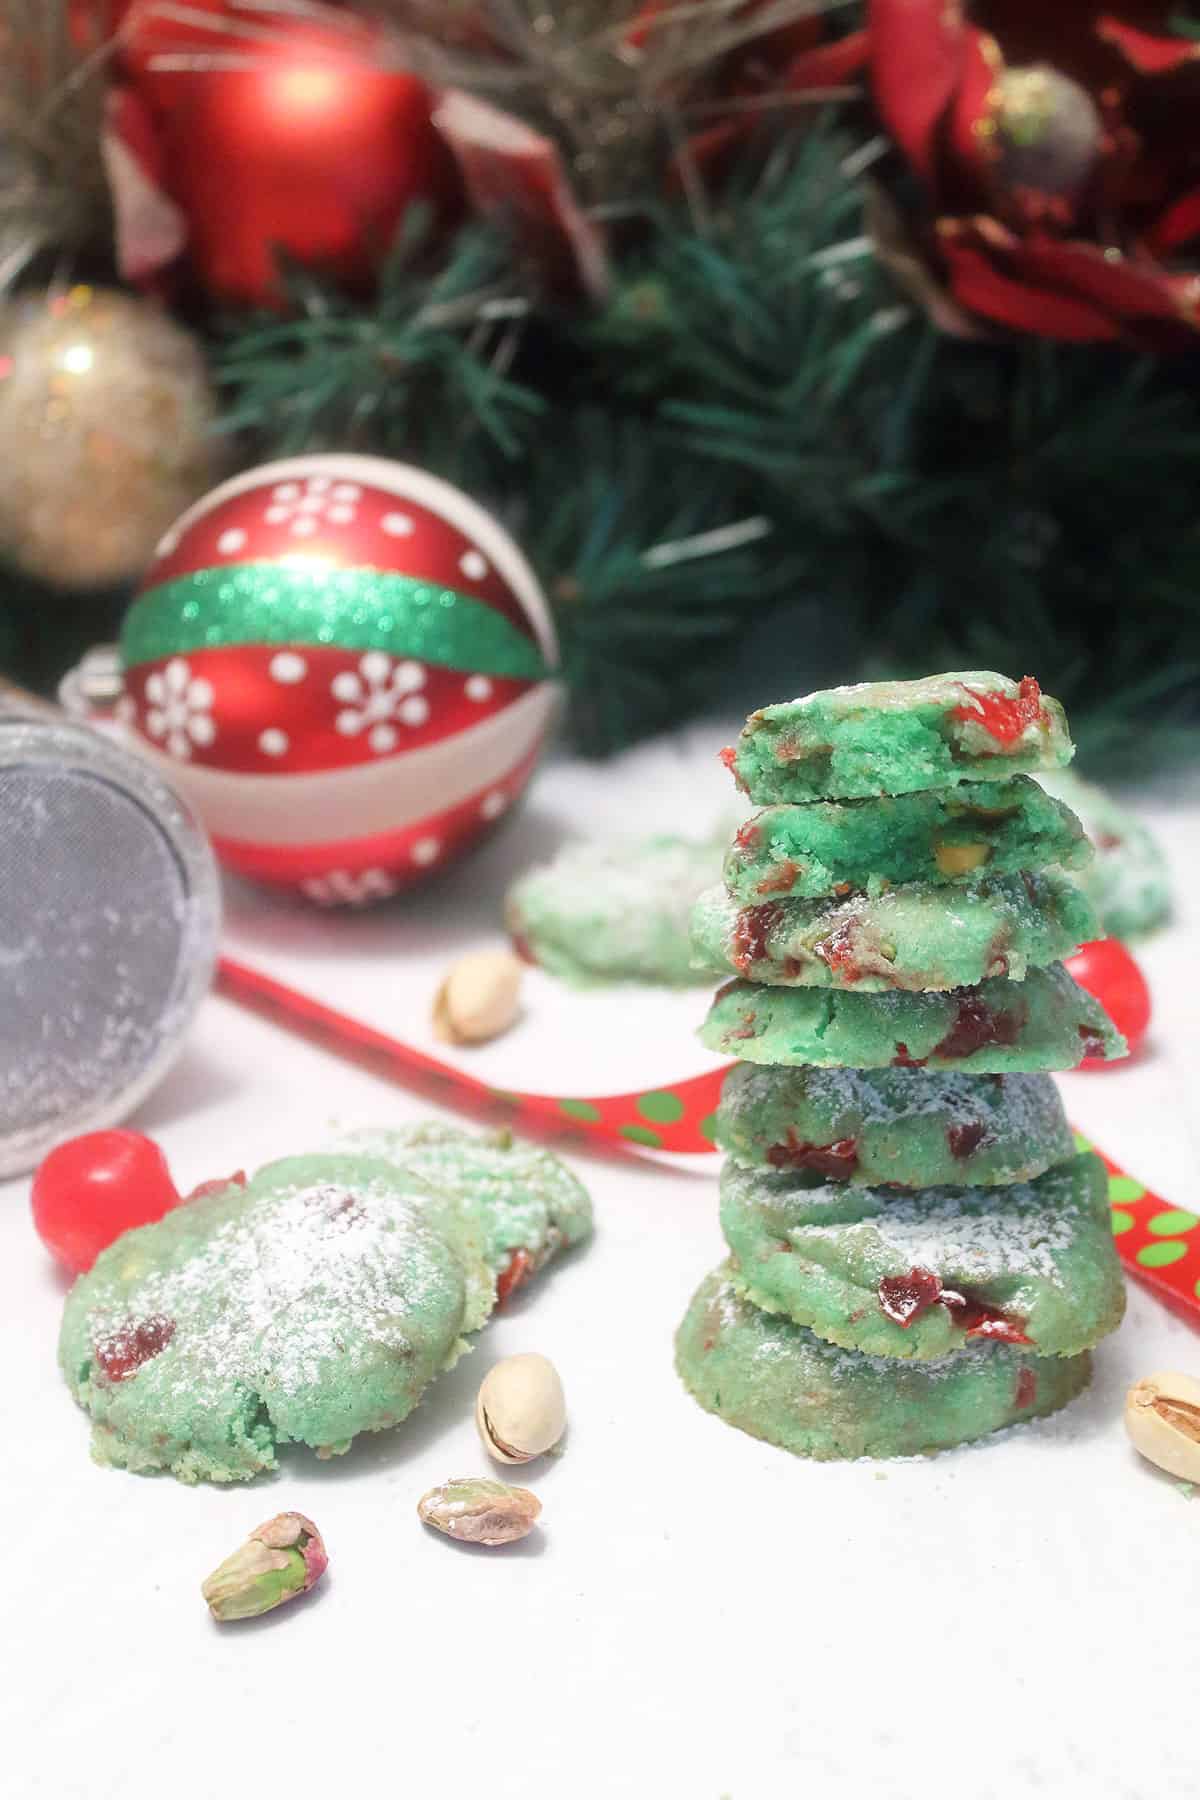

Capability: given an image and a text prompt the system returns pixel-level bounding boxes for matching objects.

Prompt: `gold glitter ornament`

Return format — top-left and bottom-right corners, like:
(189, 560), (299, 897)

(994, 66), (1101, 203)
(0, 286), (220, 589)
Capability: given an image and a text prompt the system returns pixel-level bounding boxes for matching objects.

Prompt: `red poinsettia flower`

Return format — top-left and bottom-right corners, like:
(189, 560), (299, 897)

(868, 0), (1200, 345)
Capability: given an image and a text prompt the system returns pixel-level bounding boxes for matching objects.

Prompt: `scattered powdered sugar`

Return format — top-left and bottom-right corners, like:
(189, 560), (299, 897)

(333, 1122), (593, 1264)
(804, 1179), (1081, 1282)
(774, 672), (1013, 715)
(506, 833), (723, 983)
(80, 1168), (475, 1412)
(720, 1063), (1060, 1134)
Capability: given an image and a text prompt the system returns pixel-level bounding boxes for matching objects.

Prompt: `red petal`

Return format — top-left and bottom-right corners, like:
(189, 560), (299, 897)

(783, 29), (871, 92)
(103, 85), (187, 282)
(947, 30), (1005, 191)
(432, 89), (609, 300)
(940, 219), (1200, 344)
(868, 0), (968, 187)
(1146, 186), (1200, 255)
(1096, 16), (1200, 77)
(940, 221), (1122, 338)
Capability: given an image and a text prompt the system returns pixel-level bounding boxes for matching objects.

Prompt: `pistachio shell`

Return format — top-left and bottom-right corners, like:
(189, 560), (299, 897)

(433, 950), (523, 1045)
(476, 1352), (566, 1465)
(1125, 1371), (1200, 1481)
(418, 1477), (541, 1546)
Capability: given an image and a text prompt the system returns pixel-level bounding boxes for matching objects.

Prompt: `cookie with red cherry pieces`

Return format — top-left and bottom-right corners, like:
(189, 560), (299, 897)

(722, 777), (1090, 904)
(691, 870), (1097, 992)
(331, 1123), (592, 1297)
(725, 672), (1072, 804)
(675, 1268), (1091, 1461)
(716, 1063), (1073, 1187)
(59, 1155), (496, 1484)
(719, 1150), (1123, 1361)
(699, 963), (1126, 1071)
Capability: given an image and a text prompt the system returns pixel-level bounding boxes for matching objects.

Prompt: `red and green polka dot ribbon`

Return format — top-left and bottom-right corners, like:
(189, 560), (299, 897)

(1076, 1131), (1200, 1320)
(217, 958), (725, 1154)
(218, 958), (1195, 1317)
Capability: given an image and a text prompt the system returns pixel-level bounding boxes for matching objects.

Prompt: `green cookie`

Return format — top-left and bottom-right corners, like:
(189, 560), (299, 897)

(505, 833), (723, 985)
(727, 672), (1073, 804)
(692, 870), (1097, 991)
(60, 1154), (498, 1484)
(332, 1123), (593, 1279)
(676, 1269), (1092, 1460)
(720, 1151), (1124, 1360)
(1037, 768), (1171, 940)
(699, 964), (1125, 1071)
(722, 778), (1090, 904)
(716, 1063), (1073, 1187)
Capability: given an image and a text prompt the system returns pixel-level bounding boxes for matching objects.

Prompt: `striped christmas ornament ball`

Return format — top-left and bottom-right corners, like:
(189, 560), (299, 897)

(118, 455), (559, 904)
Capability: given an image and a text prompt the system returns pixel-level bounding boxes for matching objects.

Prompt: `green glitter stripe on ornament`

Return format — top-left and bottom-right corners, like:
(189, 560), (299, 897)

(121, 564), (550, 681)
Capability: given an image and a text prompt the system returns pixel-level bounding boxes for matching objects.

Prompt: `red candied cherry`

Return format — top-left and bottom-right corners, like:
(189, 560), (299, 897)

(1063, 939), (1151, 1066)
(32, 1130), (181, 1273)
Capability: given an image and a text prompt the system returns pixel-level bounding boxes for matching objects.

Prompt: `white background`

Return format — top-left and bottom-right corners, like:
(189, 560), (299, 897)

(2, 726), (1198, 1800)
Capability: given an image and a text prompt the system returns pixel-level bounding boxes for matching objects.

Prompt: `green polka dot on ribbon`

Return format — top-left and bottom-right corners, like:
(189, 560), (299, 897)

(1147, 1209), (1200, 1237)
(620, 1124), (662, 1148)
(1137, 1241), (1189, 1269)
(636, 1091), (685, 1125)
(559, 1098), (601, 1123)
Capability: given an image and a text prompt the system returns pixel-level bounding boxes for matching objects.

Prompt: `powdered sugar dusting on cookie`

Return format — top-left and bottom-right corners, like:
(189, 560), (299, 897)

(61, 1159), (495, 1478)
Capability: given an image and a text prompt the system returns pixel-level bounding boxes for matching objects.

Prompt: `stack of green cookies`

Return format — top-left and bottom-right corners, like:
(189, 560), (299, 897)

(676, 672), (1129, 1460)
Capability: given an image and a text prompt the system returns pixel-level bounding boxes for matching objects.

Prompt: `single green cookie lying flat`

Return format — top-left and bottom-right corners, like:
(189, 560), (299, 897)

(727, 672), (1073, 804)
(722, 777), (1090, 904)
(505, 833), (723, 985)
(720, 1151), (1123, 1360)
(716, 1063), (1073, 1187)
(676, 1269), (1091, 1460)
(333, 1122), (593, 1284)
(62, 1155), (499, 1484)
(691, 871), (1097, 991)
(700, 964), (1125, 1071)
(1037, 768), (1171, 940)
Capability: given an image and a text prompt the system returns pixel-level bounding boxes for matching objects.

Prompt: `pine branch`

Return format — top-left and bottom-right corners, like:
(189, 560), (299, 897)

(213, 213), (545, 476)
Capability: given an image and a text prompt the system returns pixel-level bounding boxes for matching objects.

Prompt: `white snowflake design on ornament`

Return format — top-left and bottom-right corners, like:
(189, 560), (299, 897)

(262, 475), (363, 538)
(301, 868), (401, 907)
(332, 651), (430, 753)
(143, 658), (216, 760)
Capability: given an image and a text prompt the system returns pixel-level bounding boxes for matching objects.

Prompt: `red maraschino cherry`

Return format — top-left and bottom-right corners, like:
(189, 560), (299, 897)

(1064, 939), (1151, 1066)
(31, 1130), (181, 1273)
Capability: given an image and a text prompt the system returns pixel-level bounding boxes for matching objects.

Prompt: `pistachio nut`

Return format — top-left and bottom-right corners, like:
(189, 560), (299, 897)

(476, 1352), (566, 1465)
(1125, 1371), (1200, 1480)
(201, 1512), (328, 1623)
(418, 1477), (541, 1546)
(933, 841), (990, 876)
(433, 950), (523, 1045)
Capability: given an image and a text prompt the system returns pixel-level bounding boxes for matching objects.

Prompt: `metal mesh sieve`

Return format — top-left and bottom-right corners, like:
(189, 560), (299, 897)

(0, 704), (220, 1176)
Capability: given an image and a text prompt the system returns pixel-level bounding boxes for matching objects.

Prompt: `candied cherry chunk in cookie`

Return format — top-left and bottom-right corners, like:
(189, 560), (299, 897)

(951, 676), (1046, 746)
(94, 1316), (176, 1382)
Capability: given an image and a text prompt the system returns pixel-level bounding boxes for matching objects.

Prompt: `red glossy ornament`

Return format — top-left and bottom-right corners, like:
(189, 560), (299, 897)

(31, 1130), (180, 1273)
(1063, 938), (1151, 1066)
(119, 454), (559, 904)
(122, 2), (447, 305)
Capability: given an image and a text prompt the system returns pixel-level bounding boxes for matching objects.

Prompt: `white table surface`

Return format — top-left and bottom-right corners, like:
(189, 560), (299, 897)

(3, 727), (1199, 1800)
